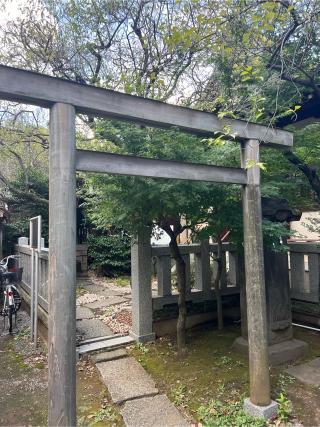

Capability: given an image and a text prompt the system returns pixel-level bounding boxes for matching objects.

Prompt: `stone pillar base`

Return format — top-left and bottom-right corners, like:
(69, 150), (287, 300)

(130, 331), (156, 343)
(232, 336), (309, 365)
(244, 398), (278, 419)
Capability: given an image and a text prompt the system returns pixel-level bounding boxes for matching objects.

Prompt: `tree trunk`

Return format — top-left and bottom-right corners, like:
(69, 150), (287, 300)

(213, 236), (223, 330)
(283, 150), (320, 203)
(169, 237), (187, 355)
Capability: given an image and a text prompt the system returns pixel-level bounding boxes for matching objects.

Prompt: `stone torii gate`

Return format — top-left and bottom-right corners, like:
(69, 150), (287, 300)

(0, 65), (293, 425)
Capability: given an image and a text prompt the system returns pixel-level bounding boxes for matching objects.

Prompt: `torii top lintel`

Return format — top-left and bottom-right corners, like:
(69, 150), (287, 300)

(0, 65), (292, 148)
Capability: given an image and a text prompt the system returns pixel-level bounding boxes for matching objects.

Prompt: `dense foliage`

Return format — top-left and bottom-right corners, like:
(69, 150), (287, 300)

(87, 229), (131, 276)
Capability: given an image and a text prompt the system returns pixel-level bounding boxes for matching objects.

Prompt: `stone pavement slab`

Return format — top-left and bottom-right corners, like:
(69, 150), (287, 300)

(286, 357), (320, 386)
(96, 357), (158, 404)
(76, 307), (94, 320)
(76, 318), (113, 340)
(82, 285), (124, 297)
(121, 394), (190, 427)
(85, 296), (127, 309)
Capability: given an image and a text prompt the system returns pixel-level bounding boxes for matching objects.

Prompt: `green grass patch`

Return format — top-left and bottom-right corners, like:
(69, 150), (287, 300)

(197, 398), (266, 426)
(129, 325), (250, 418)
(114, 276), (130, 287)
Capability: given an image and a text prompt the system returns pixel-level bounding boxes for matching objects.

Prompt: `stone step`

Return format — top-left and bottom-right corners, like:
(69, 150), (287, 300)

(77, 333), (125, 346)
(78, 335), (134, 355)
(91, 348), (128, 363)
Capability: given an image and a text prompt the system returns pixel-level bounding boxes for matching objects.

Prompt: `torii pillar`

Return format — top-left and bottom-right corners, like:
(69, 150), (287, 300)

(241, 140), (278, 419)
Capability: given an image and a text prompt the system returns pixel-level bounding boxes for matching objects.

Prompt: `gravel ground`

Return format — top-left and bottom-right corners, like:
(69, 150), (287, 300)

(77, 275), (133, 335)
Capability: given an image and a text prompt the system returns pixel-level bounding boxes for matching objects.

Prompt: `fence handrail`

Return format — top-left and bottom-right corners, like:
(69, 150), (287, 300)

(15, 244), (49, 260)
(151, 242), (236, 256)
(288, 242), (320, 254)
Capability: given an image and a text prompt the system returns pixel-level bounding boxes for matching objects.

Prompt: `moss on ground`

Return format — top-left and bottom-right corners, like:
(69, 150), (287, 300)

(77, 361), (123, 427)
(114, 275), (130, 287)
(129, 324), (320, 426)
(129, 325), (249, 420)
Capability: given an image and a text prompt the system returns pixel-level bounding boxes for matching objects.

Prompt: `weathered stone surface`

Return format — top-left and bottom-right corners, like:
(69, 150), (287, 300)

(121, 395), (190, 427)
(81, 284), (123, 297)
(244, 398), (278, 420)
(91, 349), (127, 363)
(233, 337), (308, 366)
(96, 357), (158, 404)
(264, 248), (293, 344)
(269, 339), (308, 365)
(85, 296), (126, 309)
(131, 227), (155, 342)
(76, 307), (94, 320)
(76, 318), (113, 340)
(79, 335), (134, 355)
(286, 358), (320, 386)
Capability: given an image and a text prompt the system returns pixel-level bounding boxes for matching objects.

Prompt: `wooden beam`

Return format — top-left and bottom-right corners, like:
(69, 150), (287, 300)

(0, 65), (292, 147)
(75, 149), (247, 185)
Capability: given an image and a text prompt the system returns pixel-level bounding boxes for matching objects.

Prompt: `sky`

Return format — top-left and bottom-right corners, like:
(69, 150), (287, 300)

(0, 0), (26, 25)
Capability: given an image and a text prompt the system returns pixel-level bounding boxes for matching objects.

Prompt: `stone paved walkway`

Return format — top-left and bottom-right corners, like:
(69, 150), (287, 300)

(286, 357), (320, 386)
(76, 276), (132, 342)
(95, 350), (189, 427)
(76, 277), (190, 426)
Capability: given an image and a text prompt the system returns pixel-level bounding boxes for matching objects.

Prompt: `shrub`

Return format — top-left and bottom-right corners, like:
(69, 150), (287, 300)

(87, 229), (131, 276)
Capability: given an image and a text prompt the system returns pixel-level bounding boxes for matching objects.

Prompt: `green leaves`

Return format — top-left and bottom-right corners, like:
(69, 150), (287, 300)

(82, 121), (243, 245)
(87, 231), (131, 276)
(245, 160), (267, 171)
(197, 398), (266, 427)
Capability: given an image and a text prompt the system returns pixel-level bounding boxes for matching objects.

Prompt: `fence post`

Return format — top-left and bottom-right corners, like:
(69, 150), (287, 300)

(48, 103), (76, 426)
(130, 226), (155, 342)
(241, 140), (277, 418)
(194, 240), (211, 294)
(157, 255), (172, 296)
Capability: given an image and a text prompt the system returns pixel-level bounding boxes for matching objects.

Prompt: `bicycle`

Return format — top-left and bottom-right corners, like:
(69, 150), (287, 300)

(0, 255), (22, 334)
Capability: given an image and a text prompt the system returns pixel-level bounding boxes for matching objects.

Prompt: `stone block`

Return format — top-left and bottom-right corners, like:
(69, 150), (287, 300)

(18, 237), (29, 246)
(121, 394), (190, 427)
(79, 335), (134, 355)
(130, 330), (155, 343)
(96, 356), (158, 404)
(244, 398), (278, 420)
(232, 337), (308, 365)
(91, 348), (127, 363)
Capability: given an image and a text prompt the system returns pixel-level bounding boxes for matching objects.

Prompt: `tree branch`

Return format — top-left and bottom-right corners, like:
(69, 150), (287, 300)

(283, 150), (320, 203)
